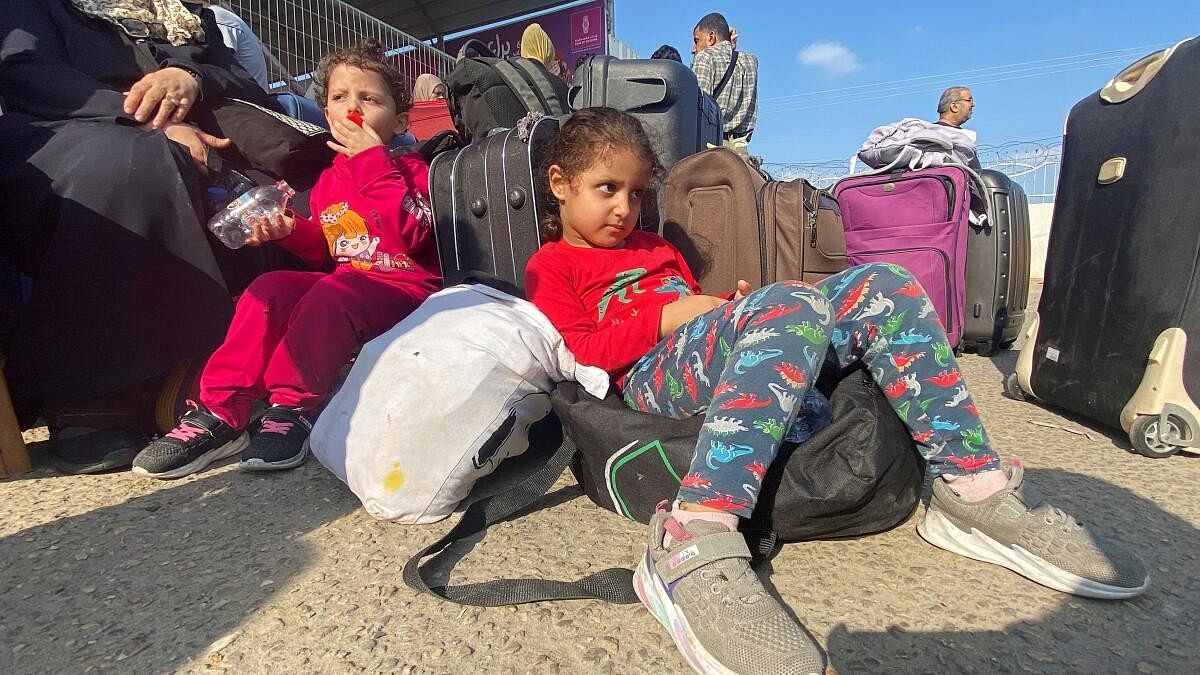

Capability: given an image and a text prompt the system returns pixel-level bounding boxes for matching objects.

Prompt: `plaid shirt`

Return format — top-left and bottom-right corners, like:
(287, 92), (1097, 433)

(691, 40), (758, 138)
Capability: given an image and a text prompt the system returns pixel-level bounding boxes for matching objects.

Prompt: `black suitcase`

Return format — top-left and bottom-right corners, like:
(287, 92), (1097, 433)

(568, 55), (723, 229)
(1010, 37), (1200, 457)
(960, 169), (1032, 355)
(428, 115), (560, 292)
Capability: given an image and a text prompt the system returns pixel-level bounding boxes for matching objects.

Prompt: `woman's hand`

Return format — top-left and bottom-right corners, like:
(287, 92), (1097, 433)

(125, 67), (202, 128)
(659, 295), (728, 338)
(160, 122), (231, 174)
(244, 211), (296, 246)
(327, 116), (385, 157)
(733, 279), (752, 300)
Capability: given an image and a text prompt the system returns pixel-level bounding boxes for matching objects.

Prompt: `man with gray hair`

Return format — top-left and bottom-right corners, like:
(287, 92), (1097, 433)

(936, 86), (979, 168)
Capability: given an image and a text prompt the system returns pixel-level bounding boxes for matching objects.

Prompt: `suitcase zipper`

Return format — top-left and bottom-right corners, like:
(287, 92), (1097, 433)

(841, 174), (958, 221)
(803, 185), (819, 248)
(754, 182), (770, 286)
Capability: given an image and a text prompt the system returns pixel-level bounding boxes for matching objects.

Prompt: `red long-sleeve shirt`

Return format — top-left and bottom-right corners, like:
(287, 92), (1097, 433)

(280, 146), (441, 293)
(525, 230), (702, 380)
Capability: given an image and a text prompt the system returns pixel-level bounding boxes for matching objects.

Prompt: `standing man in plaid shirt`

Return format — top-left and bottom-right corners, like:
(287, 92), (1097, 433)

(691, 12), (758, 152)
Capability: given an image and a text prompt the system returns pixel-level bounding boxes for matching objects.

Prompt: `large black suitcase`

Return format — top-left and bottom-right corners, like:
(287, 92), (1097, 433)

(961, 169), (1032, 355)
(568, 55), (723, 229)
(1010, 37), (1200, 457)
(427, 116), (560, 291)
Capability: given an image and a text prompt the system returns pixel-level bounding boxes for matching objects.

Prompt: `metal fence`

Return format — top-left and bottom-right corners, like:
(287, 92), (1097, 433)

(219, 0), (454, 94)
(764, 137), (1063, 204)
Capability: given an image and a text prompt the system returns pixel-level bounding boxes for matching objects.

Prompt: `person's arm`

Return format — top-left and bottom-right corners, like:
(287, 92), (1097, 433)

(267, 208), (328, 269)
(153, 8), (272, 108)
(526, 255), (663, 379)
(0, 1), (136, 122)
(208, 8), (269, 90)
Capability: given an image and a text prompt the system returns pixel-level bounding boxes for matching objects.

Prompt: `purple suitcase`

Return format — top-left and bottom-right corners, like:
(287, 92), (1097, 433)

(831, 167), (971, 346)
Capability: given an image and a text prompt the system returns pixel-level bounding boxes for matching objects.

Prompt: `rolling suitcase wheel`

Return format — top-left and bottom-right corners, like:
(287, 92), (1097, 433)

(1128, 414), (1187, 458)
(1118, 328), (1200, 458)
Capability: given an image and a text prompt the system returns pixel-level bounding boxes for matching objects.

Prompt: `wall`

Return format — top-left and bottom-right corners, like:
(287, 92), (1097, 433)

(1029, 203), (1053, 280)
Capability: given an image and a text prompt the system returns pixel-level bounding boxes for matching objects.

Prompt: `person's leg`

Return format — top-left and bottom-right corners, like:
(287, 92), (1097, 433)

(815, 263), (1002, 483)
(818, 263), (1147, 599)
(132, 271), (325, 479)
(200, 271), (325, 429)
(242, 273), (426, 470)
(623, 281), (832, 674)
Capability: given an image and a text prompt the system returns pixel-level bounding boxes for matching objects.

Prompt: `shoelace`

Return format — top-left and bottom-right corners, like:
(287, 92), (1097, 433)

(165, 422), (206, 442)
(700, 560), (765, 604)
(260, 419), (294, 435)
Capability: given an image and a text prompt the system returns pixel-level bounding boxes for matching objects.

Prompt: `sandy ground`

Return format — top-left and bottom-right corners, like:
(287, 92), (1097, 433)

(2, 284), (1198, 674)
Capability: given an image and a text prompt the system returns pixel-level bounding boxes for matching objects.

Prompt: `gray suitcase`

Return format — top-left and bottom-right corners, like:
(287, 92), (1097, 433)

(961, 169), (1031, 355)
(427, 116), (560, 292)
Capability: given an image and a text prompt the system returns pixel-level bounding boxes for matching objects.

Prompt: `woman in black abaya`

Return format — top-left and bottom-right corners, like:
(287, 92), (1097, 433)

(0, 0), (281, 471)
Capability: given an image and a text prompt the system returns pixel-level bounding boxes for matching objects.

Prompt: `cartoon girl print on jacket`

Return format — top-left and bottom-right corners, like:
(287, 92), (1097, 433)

(320, 202), (379, 270)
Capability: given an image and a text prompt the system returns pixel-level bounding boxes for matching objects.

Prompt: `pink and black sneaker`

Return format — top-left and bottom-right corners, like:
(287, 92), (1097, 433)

(240, 406), (313, 472)
(132, 403), (247, 479)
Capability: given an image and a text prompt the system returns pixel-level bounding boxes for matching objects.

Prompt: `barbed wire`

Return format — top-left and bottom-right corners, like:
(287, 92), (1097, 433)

(761, 136), (1064, 203)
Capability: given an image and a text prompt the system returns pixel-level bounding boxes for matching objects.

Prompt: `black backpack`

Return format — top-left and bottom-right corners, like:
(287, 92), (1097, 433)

(561, 367), (924, 545)
(403, 363), (925, 606)
(445, 40), (569, 144)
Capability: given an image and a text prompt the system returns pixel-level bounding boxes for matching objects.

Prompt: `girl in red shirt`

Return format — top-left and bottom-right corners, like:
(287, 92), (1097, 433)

(526, 108), (1146, 674)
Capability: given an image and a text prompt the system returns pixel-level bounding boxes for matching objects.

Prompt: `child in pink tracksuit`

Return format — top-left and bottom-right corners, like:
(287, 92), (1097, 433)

(133, 39), (440, 479)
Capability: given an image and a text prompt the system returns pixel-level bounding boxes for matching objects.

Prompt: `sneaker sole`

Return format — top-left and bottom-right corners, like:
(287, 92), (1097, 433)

(239, 439), (310, 472)
(131, 433), (249, 480)
(633, 553), (740, 675)
(917, 508), (1149, 600)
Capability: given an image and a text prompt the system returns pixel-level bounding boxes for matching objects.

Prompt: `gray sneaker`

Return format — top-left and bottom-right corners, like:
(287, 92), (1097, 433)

(633, 508), (827, 675)
(918, 462), (1149, 599)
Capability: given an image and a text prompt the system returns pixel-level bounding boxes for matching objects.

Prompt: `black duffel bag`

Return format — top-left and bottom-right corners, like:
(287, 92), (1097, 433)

(404, 366), (924, 607)
(560, 367), (924, 543)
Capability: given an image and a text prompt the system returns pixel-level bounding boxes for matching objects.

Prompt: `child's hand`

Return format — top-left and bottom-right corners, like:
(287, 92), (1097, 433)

(327, 116), (385, 157)
(244, 211), (295, 246)
(733, 279), (752, 300)
(659, 295), (728, 338)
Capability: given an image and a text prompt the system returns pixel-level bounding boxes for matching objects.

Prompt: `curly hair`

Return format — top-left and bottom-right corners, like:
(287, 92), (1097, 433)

(540, 107), (664, 241)
(313, 38), (412, 113)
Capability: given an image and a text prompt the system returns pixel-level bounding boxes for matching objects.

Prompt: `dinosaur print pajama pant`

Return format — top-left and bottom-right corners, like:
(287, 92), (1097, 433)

(620, 262), (1000, 517)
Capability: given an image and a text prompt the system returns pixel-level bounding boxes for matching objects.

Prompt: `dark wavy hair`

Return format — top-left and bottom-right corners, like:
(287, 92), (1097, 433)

(651, 45), (682, 62)
(539, 107), (664, 241)
(313, 38), (412, 112)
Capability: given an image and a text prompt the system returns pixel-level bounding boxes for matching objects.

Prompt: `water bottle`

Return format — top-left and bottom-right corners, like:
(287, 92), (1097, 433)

(207, 180), (296, 249)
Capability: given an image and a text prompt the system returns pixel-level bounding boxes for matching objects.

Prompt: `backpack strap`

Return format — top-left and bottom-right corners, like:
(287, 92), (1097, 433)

(712, 49), (739, 100)
(491, 58), (566, 116)
(402, 432), (641, 606)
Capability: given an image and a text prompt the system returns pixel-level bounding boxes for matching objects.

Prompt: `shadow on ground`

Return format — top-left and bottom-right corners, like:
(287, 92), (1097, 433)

(0, 463), (359, 672)
(820, 467), (1200, 673)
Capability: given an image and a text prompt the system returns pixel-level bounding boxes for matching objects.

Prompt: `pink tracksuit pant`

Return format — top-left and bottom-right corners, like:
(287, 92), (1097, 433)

(199, 270), (427, 429)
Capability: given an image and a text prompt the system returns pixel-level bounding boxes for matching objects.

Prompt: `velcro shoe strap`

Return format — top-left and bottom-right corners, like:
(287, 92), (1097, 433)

(657, 531), (751, 585)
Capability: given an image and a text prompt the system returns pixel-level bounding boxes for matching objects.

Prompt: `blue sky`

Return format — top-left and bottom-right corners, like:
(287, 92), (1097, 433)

(612, 1), (1198, 170)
